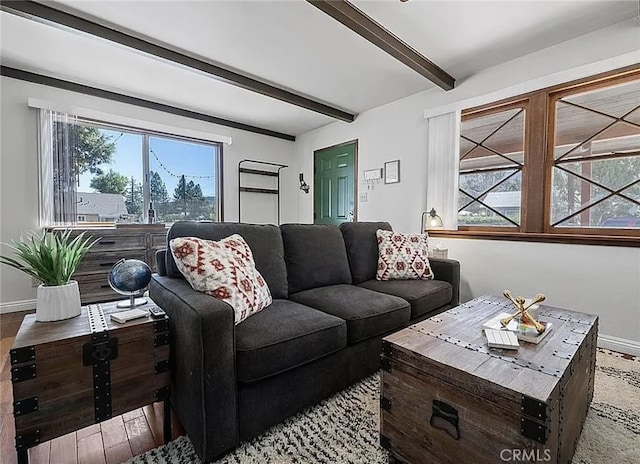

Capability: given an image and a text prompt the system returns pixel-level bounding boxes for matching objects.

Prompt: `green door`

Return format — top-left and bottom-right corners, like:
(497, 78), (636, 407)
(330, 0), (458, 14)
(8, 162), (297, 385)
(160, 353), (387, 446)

(314, 141), (357, 225)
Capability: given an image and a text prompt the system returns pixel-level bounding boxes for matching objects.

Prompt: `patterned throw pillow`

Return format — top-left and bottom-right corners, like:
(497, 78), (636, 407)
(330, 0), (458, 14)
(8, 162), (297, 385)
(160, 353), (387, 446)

(375, 229), (434, 281)
(169, 234), (272, 324)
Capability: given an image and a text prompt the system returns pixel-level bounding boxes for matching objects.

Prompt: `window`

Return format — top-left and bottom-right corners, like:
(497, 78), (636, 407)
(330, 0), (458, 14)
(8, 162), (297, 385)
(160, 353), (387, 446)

(459, 104), (526, 227)
(550, 79), (640, 230)
(454, 66), (640, 244)
(41, 112), (222, 226)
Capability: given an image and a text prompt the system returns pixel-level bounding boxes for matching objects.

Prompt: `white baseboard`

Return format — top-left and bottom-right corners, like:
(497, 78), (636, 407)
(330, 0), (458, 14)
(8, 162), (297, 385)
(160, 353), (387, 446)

(598, 334), (640, 357)
(0, 299), (36, 314)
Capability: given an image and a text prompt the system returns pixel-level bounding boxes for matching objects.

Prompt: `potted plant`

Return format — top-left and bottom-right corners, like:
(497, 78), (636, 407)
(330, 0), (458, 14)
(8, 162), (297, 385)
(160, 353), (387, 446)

(0, 230), (98, 321)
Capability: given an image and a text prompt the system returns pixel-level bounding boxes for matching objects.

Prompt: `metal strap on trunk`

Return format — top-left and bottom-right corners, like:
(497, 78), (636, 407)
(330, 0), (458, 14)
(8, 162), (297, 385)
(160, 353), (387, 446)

(88, 303), (109, 335)
(85, 304), (117, 422)
(537, 310), (595, 325)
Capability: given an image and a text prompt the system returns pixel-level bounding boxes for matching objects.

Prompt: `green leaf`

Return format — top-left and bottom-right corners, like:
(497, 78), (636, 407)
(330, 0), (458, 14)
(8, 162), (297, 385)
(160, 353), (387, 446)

(0, 229), (97, 286)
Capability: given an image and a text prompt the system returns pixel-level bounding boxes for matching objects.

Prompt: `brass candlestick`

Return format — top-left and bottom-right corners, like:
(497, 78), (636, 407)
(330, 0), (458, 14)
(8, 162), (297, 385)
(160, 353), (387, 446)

(500, 291), (546, 334)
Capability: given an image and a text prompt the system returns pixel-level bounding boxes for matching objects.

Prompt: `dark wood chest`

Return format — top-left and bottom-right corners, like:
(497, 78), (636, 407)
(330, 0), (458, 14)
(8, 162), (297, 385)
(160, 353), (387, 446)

(51, 227), (167, 304)
(9, 300), (170, 459)
(380, 295), (598, 464)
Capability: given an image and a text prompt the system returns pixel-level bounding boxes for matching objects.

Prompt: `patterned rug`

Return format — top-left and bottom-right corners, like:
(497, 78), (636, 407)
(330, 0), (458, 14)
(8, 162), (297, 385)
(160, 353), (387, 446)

(127, 349), (639, 464)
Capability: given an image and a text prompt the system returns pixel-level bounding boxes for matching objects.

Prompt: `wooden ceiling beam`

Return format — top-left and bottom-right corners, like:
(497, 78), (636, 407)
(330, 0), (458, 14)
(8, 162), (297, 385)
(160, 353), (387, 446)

(1, 0), (356, 122)
(1, 66), (297, 141)
(307, 0), (455, 91)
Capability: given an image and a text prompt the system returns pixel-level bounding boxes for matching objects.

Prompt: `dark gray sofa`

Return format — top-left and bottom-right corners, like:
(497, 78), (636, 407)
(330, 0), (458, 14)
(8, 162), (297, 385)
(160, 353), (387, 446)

(150, 221), (460, 462)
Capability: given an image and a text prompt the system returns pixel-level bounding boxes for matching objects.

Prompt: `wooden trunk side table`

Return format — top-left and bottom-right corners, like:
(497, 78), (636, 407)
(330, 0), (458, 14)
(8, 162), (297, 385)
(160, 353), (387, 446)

(9, 300), (171, 464)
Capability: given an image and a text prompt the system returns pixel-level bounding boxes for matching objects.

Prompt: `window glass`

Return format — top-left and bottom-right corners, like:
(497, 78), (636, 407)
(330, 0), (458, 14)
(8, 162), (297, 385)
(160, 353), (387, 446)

(551, 79), (640, 228)
(149, 136), (219, 222)
(459, 107), (525, 227)
(77, 129), (143, 223)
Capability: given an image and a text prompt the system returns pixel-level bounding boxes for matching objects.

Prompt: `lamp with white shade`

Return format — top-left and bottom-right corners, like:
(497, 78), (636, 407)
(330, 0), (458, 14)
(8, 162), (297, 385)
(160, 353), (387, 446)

(421, 208), (448, 259)
(421, 208), (443, 232)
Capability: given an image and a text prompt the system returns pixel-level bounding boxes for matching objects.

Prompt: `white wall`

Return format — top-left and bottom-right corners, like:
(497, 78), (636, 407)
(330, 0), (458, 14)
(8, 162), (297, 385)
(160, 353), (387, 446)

(437, 238), (640, 345)
(0, 76), (297, 309)
(294, 20), (640, 350)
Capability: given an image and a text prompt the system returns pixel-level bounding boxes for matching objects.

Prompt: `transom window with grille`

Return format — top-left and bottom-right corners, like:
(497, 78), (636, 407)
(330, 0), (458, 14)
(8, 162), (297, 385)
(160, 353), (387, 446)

(459, 104), (526, 227)
(550, 78), (640, 230)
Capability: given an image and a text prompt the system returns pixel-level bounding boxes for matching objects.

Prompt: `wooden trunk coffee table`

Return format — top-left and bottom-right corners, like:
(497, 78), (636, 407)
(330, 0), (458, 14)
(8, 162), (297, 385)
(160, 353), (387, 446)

(380, 295), (598, 464)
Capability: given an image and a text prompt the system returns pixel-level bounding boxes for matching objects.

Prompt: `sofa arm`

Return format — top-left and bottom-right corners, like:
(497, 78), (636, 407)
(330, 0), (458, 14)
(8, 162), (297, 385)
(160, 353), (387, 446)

(429, 258), (460, 307)
(155, 249), (167, 276)
(150, 275), (238, 461)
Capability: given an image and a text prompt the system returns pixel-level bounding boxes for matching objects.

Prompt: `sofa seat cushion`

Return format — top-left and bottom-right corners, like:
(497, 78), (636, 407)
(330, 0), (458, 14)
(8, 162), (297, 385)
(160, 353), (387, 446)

(290, 284), (410, 344)
(358, 279), (452, 319)
(236, 299), (347, 383)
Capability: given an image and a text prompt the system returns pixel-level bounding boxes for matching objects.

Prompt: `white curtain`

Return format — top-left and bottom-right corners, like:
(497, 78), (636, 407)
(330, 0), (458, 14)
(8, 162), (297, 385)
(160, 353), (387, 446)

(37, 109), (78, 227)
(426, 111), (460, 230)
(37, 109), (54, 227)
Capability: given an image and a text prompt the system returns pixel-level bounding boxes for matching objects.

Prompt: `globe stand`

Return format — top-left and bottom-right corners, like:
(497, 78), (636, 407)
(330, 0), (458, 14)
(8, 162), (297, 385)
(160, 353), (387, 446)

(116, 294), (148, 308)
(109, 258), (152, 310)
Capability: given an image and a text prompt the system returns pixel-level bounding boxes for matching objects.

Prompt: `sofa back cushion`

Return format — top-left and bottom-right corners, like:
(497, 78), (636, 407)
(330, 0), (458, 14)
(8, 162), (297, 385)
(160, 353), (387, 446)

(280, 224), (352, 294)
(166, 222), (288, 299)
(340, 222), (393, 284)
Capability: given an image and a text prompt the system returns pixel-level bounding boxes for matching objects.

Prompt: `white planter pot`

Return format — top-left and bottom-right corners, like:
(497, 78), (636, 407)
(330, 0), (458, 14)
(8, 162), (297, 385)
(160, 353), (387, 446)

(36, 280), (82, 322)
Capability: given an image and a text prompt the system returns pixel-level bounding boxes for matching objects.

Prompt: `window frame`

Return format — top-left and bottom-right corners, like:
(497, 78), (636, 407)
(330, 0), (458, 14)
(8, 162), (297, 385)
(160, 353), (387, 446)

(546, 71), (640, 238)
(432, 64), (640, 247)
(458, 99), (529, 232)
(52, 116), (224, 226)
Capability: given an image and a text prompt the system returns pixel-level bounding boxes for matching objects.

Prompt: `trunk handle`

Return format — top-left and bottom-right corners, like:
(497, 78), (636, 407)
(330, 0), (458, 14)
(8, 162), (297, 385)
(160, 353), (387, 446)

(430, 399), (460, 440)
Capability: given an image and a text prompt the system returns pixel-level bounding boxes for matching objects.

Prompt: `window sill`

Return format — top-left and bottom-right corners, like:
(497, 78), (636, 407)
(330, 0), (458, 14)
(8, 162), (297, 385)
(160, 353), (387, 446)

(428, 230), (640, 247)
(46, 223), (169, 232)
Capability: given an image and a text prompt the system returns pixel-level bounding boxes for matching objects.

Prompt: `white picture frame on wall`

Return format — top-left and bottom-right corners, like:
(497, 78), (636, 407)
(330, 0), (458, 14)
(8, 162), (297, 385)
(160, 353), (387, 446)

(384, 160), (400, 184)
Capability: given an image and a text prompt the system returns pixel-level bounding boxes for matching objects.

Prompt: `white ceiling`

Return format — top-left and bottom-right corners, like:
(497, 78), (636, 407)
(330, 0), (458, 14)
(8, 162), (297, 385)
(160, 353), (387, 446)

(1, 0), (637, 137)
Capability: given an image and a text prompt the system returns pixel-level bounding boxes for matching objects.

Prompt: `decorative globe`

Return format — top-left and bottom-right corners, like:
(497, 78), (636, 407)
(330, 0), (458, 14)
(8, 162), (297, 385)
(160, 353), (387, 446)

(108, 259), (152, 307)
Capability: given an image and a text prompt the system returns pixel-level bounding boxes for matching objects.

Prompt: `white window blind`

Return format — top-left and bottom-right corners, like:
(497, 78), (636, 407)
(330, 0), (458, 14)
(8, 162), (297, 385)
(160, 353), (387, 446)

(38, 109), (79, 226)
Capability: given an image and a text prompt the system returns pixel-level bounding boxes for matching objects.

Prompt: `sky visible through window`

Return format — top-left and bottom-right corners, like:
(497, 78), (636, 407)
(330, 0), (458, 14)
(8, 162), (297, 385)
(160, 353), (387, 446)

(78, 129), (217, 198)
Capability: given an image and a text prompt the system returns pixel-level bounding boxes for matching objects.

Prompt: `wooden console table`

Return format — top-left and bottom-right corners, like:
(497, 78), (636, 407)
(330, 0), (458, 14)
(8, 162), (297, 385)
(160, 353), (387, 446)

(9, 299), (171, 463)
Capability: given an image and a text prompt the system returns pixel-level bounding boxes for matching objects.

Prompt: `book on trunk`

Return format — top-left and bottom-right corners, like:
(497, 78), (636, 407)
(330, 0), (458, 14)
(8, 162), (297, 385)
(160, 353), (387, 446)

(482, 312), (553, 344)
(484, 328), (520, 350)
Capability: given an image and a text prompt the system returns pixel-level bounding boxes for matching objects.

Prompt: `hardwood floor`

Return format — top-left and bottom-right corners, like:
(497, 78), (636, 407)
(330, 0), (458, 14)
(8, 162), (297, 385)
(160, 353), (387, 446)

(0, 311), (185, 464)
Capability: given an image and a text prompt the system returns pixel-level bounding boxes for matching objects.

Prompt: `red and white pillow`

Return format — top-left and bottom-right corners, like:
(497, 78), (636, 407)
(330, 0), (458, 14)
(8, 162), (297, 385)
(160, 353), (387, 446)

(169, 234), (272, 324)
(376, 229), (434, 281)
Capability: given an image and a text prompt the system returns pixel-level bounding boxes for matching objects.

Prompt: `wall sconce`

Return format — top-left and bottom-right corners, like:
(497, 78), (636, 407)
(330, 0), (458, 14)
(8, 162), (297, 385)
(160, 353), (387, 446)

(421, 208), (443, 232)
(299, 173), (310, 194)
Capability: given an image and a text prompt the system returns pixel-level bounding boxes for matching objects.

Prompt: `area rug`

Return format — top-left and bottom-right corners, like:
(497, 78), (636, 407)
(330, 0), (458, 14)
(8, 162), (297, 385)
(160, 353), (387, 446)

(127, 349), (639, 464)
